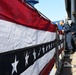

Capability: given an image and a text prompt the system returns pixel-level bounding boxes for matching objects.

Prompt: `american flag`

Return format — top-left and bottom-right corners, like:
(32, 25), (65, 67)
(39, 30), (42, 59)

(0, 40), (56, 75)
(0, 0), (57, 75)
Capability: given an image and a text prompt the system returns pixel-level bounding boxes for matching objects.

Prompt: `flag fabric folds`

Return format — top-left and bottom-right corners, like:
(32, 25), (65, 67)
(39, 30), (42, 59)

(0, 0), (57, 75)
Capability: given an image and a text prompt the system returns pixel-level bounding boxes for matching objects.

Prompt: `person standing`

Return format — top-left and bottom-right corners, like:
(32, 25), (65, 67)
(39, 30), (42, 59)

(68, 20), (76, 51)
(60, 20), (73, 54)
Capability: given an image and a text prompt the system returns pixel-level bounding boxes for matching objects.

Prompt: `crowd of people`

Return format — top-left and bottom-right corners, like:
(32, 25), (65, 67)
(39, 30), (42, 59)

(57, 20), (76, 54)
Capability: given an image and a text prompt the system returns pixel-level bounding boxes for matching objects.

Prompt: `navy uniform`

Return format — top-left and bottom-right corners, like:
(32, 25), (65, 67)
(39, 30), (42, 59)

(62, 23), (73, 53)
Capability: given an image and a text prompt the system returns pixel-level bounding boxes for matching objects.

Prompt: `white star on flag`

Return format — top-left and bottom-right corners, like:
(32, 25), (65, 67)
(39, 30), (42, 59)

(25, 53), (29, 66)
(49, 45), (50, 49)
(38, 50), (41, 56)
(33, 50), (36, 60)
(38, 47), (41, 55)
(12, 55), (19, 74)
(42, 46), (45, 53)
(51, 44), (52, 48)
(46, 46), (48, 51)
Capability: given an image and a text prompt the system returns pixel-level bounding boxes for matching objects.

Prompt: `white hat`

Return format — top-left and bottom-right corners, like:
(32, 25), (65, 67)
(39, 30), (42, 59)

(68, 20), (72, 25)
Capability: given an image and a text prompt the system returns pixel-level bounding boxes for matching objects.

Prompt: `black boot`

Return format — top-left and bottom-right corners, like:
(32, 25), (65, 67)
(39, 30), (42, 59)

(69, 50), (73, 54)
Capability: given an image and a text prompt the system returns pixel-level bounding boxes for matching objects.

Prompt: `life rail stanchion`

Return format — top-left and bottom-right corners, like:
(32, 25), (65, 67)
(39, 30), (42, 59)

(49, 29), (65, 75)
(55, 30), (60, 75)
(55, 30), (65, 75)
(61, 33), (65, 58)
(49, 29), (59, 75)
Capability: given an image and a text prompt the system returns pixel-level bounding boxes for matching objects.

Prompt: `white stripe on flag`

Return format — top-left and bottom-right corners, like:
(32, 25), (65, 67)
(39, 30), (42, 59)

(0, 20), (56, 53)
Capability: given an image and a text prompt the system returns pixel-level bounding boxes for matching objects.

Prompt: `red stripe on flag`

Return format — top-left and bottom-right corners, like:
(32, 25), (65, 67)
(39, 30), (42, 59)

(0, 0), (56, 32)
(39, 58), (55, 75)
